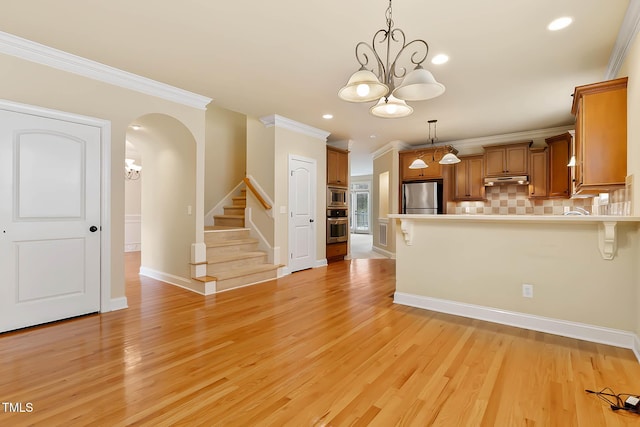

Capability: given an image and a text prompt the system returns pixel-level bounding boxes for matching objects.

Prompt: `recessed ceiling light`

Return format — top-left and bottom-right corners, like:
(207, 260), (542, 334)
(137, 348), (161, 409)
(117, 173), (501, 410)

(548, 17), (573, 31)
(322, 114), (333, 119)
(370, 135), (376, 139)
(130, 124), (142, 130)
(431, 54), (449, 65)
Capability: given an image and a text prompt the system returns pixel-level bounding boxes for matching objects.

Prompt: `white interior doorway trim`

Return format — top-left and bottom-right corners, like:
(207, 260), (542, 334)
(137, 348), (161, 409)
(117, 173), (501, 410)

(0, 99), (117, 313)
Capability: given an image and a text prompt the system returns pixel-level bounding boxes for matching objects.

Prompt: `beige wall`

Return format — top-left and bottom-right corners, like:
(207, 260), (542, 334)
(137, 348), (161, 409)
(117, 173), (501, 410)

(618, 30), (640, 336)
(395, 219), (639, 331)
(205, 105), (247, 212)
(373, 149), (398, 255)
(0, 53), (206, 301)
(246, 118), (327, 266)
(129, 114), (197, 281)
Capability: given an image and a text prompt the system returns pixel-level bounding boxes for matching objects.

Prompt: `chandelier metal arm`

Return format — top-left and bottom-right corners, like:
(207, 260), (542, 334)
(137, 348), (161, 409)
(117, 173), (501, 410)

(389, 37), (429, 84)
(354, 39), (386, 84)
(355, 28), (430, 93)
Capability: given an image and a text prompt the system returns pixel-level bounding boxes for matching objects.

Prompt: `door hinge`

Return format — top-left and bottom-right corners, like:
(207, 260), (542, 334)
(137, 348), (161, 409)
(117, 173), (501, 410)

(290, 253), (293, 259)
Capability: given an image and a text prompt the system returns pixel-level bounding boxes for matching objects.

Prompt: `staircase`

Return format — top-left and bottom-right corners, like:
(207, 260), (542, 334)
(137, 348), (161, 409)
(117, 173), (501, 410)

(202, 189), (280, 292)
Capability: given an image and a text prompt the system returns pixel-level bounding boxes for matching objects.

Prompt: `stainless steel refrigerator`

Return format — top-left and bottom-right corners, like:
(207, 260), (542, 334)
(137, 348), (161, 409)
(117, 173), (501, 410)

(402, 182), (439, 214)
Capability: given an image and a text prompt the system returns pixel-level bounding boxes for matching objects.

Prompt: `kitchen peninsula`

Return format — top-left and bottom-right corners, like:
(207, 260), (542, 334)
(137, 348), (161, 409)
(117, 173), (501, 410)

(387, 213), (640, 359)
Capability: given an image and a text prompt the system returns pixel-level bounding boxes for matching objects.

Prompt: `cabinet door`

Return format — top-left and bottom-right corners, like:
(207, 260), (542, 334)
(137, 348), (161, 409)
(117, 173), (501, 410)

(505, 145), (528, 174)
(400, 152), (426, 181)
(401, 151), (442, 181)
(529, 150), (548, 198)
(327, 148), (348, 186)
(454, 156), (484, 201)
(547, 135), (571, 198)
(454, 160), (469, 199)
(467, 157), (485, 199)
(484, 149), (505, 176)
(582, 89), (627, 186)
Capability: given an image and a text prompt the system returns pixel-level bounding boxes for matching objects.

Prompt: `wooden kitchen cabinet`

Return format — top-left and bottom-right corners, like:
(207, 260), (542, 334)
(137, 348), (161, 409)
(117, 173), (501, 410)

(571, 77), (627, 194)
(454, 155), (485, 201)
(483, 142), (531, 177)
(545, 132), (571, 198)
(327, 146), (349, 186)
(528, 148), (548, 199)
(400, 149), (442, 181)
(326, 242), (347, 262)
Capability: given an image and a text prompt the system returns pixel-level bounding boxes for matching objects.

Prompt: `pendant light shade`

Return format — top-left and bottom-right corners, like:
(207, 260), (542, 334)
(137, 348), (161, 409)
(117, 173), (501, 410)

(439, 152), (461, 164)
(370, 95), (413, 118)
(409, 158), (428, 169)
(338, 69), (389, 103)
(392, 66), (446, 101)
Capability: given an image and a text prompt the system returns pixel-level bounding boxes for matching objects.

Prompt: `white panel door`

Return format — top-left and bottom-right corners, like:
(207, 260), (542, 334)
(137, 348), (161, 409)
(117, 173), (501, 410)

(289, 156), (316, 272)
(0, 110), (101, 333)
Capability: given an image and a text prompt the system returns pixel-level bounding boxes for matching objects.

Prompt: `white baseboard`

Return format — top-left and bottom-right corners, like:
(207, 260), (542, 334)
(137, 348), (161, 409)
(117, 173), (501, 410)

(372, 245), (395, 259)
(139, 266), (197, 292)
(315, 259), (328, 268)
(394, 292), (640, 363)
(108, 297), (128, 311)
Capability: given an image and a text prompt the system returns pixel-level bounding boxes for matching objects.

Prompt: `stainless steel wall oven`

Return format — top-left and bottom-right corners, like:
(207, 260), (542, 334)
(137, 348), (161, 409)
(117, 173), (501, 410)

(327, 208), (348, 243)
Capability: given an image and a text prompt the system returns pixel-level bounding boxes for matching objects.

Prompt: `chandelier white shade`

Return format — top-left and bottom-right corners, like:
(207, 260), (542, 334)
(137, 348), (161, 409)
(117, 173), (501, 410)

(338, 0), (445, 118)
(409, 158), (428, 169)
(370, 95), (413, 118)
(338, 69), (389, 103)
(439, 152), (461, 164)
(392, 67), (445, 101)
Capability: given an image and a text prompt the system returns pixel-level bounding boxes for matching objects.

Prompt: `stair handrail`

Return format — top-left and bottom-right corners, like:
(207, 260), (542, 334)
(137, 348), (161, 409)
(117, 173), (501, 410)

(243, 176), (272, 210)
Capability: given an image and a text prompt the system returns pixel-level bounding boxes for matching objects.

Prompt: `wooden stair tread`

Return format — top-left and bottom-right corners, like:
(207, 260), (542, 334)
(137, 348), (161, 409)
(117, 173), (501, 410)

(193, 276), (216, 283)
(213, 264), (281, 280)
(207, 251), (266, 264)
(206, 238), (258, 248)
(213, 214), (244, 219)
(204, 226), (249, 232)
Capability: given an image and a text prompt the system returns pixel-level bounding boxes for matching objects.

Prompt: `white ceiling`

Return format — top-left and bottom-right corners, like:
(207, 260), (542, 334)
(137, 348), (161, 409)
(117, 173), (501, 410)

(0, 0), (631, 175)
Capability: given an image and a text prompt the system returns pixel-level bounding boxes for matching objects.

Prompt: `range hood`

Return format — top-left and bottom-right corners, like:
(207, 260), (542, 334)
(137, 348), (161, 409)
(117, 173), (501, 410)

(484, 175), (529, 186)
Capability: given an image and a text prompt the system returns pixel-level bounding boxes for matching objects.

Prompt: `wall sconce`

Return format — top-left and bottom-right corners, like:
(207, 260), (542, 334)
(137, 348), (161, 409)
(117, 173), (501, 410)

(125, 158), (142, 180)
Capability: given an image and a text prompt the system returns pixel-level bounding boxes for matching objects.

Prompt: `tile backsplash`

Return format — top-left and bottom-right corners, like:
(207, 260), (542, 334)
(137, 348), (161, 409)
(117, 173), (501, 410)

(447, 185), (630, 216)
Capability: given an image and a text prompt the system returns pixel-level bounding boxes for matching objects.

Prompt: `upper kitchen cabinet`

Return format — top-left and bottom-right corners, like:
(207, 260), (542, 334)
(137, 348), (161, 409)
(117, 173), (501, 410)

(545, 132), (572, 198)
(571, 77), (627, 195)
(400, 149), (442, 181)
(528, 147), (548, 199)
(454, 155), (485, 201)
(327, 146), (349, 187)
(483, 141), (531, 177)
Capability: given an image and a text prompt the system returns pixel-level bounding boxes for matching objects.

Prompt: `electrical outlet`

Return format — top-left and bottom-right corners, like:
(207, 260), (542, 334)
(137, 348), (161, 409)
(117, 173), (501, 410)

(522, 284), (533, 298)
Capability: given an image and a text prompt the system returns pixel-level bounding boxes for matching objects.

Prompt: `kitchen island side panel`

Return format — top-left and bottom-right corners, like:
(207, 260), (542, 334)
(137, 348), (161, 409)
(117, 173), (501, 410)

(393, 217), (639, 332)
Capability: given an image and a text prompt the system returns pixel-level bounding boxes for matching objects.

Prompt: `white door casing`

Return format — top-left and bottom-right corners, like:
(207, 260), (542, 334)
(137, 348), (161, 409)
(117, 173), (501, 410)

(0, 101), (110, 333)
(288, 155), (316, 272)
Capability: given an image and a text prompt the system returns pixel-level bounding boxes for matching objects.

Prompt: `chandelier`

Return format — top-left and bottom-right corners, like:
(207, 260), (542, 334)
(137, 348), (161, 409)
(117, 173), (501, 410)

(125, 158), (142, 180)
(409, 120), (460, 169)
(338, 0), (445, 118)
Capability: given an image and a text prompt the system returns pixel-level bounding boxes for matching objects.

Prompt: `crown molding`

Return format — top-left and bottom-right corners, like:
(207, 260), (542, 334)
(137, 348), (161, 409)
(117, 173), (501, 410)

(372, 140), (411, 160)
(259, 114), (330, 141)
(0, 31), (212, 110)
(605, 0), (640, 80)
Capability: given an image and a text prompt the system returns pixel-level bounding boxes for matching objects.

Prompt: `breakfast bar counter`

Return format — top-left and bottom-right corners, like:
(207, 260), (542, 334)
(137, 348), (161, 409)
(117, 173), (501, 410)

(387, 214), (640, 356)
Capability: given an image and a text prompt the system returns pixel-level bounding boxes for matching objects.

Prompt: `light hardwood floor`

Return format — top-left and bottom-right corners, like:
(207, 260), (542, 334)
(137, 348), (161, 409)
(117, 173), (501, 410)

(1, 253), (639, 426)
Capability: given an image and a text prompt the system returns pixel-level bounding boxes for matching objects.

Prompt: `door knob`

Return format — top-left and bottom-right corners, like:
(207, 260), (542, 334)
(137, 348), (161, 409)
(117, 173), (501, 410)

(89, 226), (98, 232)
(309, 219), (314, 223)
